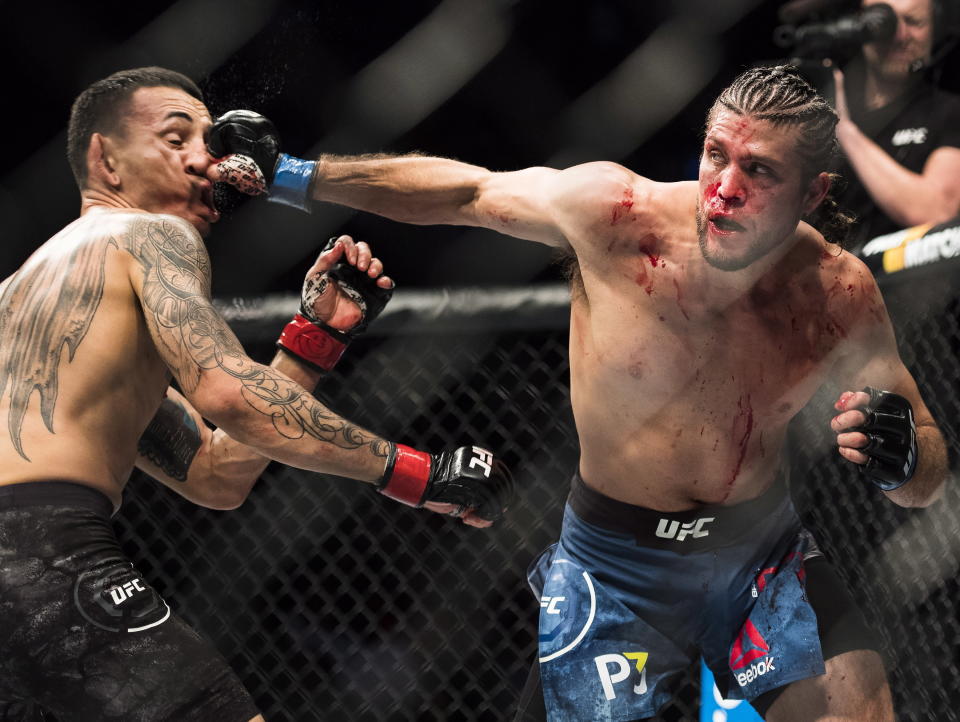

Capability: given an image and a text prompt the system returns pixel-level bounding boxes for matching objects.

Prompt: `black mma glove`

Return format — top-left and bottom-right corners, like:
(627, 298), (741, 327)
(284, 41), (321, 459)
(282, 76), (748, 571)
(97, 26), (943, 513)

(854, 386), (918, 491)
(208, 109), (316, 211)
(378, 444), (515, 522)
(277, 237), (394, 372)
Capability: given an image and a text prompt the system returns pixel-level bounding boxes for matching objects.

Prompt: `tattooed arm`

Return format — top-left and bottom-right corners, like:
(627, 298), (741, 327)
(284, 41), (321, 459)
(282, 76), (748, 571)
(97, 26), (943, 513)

(136, 351), (322, 509)
(124, 214), (389, 483)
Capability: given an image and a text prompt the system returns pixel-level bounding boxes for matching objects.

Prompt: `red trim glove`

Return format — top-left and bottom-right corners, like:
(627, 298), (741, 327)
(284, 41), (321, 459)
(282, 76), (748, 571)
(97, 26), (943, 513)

(378, 443), (515, 522)
(277, 238), (394, 372)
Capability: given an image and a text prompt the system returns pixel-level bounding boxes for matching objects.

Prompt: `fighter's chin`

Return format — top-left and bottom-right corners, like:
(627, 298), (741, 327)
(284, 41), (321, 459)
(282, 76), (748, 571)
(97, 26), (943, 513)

(185, 213), (216, 238)
(698, 233), (761, 272)
(191, 207), (221, 238)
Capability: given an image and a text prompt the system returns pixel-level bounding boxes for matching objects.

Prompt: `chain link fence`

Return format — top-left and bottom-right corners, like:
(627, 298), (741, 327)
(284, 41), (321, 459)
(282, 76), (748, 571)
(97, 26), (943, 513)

(112, 276), (959, 721)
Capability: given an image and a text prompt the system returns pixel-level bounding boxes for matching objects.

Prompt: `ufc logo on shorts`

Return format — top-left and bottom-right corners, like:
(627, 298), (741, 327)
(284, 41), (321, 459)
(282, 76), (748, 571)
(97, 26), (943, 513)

(655, 517), (714, 542)
(540, 596), (565, 615)
(594, 652), (649, 700)
(468, 447), (494, 477)
(108, 578), (146, 606)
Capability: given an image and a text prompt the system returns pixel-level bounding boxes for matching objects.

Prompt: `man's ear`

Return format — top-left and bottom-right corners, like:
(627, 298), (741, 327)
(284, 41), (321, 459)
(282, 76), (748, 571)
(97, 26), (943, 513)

(803, 171), (831, 214)
(87, 133), (121, 188)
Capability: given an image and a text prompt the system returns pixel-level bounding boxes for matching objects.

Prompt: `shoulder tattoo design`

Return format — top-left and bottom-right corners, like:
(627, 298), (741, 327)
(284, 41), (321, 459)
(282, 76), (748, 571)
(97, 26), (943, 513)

(0, 239), (116, 460)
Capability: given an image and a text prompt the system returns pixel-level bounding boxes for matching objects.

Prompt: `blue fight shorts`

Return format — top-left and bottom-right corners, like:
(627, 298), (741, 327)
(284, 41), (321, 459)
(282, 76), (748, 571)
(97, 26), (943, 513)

(527, 471), (826, 721)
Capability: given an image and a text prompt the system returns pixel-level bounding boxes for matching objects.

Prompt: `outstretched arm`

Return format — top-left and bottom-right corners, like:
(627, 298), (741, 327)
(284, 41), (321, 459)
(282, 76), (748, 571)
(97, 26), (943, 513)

(834, 68), (960, 228)
(208, 109), (642, 251)
(310, 155), (649, 252)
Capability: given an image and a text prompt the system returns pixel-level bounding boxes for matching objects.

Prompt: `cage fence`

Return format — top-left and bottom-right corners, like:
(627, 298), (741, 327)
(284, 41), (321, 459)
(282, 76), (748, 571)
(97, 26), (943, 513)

(112, 275), (960, 721)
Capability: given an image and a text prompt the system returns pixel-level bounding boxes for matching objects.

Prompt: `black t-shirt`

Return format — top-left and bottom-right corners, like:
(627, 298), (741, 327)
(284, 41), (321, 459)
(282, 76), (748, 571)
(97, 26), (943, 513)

(834, 66), (960, 253)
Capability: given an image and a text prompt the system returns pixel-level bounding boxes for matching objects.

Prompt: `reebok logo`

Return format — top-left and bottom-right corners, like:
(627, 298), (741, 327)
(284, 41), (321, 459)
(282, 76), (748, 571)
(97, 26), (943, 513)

(891, 127), (927, 146)
(735, 656), (776, 687)
(730, 620), (769, 670)
(594, 652), (649, 700)
(655, 517), (714, 541)
(730, 620), (776, 688)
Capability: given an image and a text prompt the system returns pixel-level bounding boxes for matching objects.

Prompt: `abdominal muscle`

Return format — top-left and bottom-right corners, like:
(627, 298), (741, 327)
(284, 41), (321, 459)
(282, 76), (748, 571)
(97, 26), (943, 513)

(573, 386), (790, 511)
(567, 296), (827, 512)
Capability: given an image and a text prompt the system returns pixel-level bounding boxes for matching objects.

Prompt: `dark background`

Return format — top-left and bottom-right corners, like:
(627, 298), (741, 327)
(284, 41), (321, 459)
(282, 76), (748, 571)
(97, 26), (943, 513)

(3, 3), (960, 719)
(2, 0), (958, 297)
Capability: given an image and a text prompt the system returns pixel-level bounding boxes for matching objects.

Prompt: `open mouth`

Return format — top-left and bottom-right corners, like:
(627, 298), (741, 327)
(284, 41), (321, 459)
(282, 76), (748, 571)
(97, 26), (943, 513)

(709, 215), (745, 233)
(199, 184), (220, 219)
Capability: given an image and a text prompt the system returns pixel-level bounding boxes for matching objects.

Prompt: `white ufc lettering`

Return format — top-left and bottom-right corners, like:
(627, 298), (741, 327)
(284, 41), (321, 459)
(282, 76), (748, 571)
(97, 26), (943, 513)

(655, 517), (714, 541)
(468, 447), (493, 477)
(108, 578), (146, 606)
(540, 596), (565, 615)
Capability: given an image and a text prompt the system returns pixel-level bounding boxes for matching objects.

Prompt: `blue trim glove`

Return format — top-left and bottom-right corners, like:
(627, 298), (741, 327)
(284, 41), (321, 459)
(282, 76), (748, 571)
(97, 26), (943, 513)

(209, 110), (316, 212)
(270, 154), (317, 212)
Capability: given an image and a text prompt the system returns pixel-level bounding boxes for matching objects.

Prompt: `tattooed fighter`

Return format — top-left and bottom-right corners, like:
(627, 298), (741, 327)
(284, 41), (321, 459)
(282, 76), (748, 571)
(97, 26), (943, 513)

(213, 65), (946, 721)
(0, 67), (512, 722)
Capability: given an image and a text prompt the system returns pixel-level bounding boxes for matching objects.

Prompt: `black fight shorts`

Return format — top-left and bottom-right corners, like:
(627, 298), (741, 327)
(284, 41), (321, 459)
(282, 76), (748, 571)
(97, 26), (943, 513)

(0, 481), (259, 722)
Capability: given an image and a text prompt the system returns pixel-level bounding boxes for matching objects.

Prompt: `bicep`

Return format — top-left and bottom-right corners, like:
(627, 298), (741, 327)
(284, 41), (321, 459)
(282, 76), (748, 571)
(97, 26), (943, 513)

(472, 162), (639, 248)
(124, 215), (247, 403)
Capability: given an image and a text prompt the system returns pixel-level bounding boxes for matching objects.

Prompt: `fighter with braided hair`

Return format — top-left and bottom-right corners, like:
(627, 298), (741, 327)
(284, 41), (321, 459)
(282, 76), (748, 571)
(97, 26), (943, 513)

(212, 64), (946, 720)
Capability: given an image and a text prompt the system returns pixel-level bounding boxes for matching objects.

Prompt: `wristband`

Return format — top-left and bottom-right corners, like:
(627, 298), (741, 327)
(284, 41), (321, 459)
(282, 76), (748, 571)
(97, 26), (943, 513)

(277, 314), (347, 372)
(378, 443), (432, 507)
(268, 153), (317, 212)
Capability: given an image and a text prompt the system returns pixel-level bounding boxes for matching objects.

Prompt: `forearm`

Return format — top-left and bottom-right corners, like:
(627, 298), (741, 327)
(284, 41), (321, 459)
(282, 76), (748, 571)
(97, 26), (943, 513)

(198, 356), (388, 484)
(884, 423), (948, 508)
(194, 351), (328, 507)
(311, 154), (489, 226)
(837, 120), (954, 227)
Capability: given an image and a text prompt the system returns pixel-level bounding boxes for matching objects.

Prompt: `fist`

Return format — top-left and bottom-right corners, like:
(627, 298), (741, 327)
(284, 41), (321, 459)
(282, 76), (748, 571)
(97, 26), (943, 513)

(424, 446), (516, 525)
(831, 387), (918, 491)
(301, 236), (394, 334)
(209, 109), (281, 195)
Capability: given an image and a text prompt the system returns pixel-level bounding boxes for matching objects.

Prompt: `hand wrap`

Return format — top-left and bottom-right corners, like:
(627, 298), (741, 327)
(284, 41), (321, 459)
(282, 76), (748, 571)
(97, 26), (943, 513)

(379, 444), (515, 522)
(277, 238), (393, 372)
(855, 386), (918, 491)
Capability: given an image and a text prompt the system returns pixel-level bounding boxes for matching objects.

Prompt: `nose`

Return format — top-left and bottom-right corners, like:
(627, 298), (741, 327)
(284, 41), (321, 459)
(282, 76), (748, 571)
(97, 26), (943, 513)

(891, 10), (912, 44)
(717, 166), (746, 205)
(185, 137), (216, 179)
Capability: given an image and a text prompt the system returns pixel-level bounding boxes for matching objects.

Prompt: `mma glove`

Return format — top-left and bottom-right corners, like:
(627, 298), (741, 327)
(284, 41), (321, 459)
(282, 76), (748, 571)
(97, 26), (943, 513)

(277, 237), (393, 372)
(379, 444), (515, 522)
(854, 386), (918, 491)
(208, 109), (316, 211)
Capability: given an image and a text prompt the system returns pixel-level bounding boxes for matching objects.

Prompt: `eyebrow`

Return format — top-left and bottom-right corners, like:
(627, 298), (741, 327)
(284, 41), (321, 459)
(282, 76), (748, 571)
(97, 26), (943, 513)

(163, 111), (194, 123)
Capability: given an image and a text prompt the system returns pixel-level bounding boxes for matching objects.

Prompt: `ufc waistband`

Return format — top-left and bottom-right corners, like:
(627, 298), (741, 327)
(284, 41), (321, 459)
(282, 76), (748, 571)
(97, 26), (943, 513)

(0, 481), (113, 519)
(567, 470), (789, 552)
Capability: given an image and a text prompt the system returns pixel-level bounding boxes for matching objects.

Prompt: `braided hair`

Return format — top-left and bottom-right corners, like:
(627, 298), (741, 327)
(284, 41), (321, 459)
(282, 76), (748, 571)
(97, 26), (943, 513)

(706, 65), (855, 247)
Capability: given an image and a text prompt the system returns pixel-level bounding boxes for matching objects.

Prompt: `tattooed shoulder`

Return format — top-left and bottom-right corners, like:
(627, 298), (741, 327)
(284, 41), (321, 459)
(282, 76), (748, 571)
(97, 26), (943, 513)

(0, 227), (118, 460)
(121, 213), (212, 297)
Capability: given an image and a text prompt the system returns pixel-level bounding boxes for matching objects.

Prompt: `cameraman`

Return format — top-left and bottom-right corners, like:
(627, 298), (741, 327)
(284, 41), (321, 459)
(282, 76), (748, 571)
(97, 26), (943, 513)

(831, 0), (960, 253)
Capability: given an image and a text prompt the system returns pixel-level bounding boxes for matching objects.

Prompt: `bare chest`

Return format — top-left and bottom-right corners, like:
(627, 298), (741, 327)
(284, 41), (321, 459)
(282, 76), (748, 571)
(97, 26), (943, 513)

(572, 260), (852, 423)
